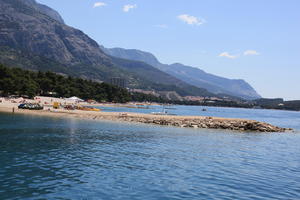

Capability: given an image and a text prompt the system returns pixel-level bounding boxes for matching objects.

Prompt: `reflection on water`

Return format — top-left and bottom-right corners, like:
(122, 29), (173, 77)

(0, 110), (300, 199)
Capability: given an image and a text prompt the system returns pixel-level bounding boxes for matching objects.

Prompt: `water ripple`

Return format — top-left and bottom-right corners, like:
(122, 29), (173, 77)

(0, 113), (300, 199)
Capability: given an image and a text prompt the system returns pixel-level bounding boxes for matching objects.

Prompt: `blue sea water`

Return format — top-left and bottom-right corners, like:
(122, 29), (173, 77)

(0, 106), (300, 200)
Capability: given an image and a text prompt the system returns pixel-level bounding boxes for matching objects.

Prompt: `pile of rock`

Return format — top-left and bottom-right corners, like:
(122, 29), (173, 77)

(117, 115), (289, 132)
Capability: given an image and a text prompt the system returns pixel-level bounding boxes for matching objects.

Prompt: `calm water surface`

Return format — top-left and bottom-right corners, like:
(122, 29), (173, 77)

(0, 107), (300, 200)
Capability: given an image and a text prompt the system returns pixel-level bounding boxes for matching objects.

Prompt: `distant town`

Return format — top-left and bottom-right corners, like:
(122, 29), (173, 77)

(108, 77), (300, 111)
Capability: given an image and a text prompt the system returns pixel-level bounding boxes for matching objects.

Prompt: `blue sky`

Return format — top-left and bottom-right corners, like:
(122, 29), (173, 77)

(37, 0), (300, 100)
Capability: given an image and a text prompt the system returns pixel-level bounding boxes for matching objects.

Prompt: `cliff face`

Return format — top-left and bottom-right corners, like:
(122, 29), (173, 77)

(21, 0), (65, 24)
(0, 0), (129, 84)
(0, 0), (216, 98)
(102, 47), (261, 100)
(0, 0), (110, 65)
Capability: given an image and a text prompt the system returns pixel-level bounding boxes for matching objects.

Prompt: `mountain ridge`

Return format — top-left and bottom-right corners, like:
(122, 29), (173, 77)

(0, 0), (217, 98)
(101, 47), (261, 99)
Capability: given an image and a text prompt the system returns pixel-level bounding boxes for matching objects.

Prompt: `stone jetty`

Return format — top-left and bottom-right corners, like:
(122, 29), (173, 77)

(78, 112), (289, 133)
(113, 114), (288, 132)
(0, 104), (290, 132)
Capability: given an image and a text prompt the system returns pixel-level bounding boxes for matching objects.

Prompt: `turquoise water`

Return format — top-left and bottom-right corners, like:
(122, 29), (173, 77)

(0, 107), (300, 199)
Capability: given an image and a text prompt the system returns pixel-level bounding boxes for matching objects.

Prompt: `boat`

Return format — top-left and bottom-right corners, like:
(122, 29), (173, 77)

(77, 106), (101, 112)
(151, 111), (168, 115)
(89, 108), (101, 111)
(164, 107), (176, 110)
(151, 106), (176, 115)
(151, 112), (176, 116)
(136, 105), (150, 109)
(18, 103), (44, 110)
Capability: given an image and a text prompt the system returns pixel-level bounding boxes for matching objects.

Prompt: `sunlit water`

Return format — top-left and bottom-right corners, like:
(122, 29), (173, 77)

(0, 106), (300, 199)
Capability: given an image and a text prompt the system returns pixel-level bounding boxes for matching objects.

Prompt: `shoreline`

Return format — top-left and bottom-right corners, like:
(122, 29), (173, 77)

(0, 103), (291, 132)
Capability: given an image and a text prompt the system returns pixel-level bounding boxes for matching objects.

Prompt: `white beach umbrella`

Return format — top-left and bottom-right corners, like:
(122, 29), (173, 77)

(66, 96), (84, 102)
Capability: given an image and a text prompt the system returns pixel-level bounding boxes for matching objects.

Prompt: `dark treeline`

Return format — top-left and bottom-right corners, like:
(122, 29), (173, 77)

(0, 64), (131, 103)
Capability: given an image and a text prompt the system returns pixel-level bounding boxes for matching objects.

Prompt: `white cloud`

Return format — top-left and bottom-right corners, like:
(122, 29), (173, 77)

(177, 14), (205, 26)
(123, 4), (137, 12)
(244, 50), (259, 56)
(219, 52), (238, 59)
(93, 2), (107, 8)
(154, 24), (168, 29)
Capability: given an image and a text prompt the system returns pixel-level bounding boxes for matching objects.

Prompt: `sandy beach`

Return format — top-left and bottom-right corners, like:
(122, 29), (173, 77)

(0, 97), (290, 132)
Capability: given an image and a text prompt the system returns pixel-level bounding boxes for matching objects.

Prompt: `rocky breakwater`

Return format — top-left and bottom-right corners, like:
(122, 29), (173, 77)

(115, 114), (290, 132)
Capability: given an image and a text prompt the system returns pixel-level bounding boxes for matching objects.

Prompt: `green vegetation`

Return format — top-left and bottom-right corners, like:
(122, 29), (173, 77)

(0, 64), (131, 103)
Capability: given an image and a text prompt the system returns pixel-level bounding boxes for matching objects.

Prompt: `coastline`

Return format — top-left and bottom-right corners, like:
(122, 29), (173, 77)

(0, 102), (290, 132)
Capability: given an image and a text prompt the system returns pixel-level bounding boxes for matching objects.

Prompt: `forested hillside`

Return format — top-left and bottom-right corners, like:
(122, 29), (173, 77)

(0, 64), (131, 103)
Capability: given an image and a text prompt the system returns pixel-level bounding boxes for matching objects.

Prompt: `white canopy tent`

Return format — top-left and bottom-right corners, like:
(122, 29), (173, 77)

(66, 96), (84, 102)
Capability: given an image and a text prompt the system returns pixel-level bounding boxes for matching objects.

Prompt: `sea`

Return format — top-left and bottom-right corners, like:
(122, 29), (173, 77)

(0, 105), (300, 200)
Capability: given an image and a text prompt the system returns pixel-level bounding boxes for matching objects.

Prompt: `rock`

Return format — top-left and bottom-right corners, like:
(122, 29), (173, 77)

(90, 112), (290, 132)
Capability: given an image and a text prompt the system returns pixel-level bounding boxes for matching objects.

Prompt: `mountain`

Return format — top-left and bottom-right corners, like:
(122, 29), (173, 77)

(0, 0), (116, 74)
(101, 47), (261, 100)
(0, 0), (216, 98)
(21, 0), (64, 24)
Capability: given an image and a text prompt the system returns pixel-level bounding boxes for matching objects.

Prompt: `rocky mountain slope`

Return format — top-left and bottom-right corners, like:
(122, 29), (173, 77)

(22, 0), (64, 24)
(0, 0), (216, 98)
(102, 47), (261, 100)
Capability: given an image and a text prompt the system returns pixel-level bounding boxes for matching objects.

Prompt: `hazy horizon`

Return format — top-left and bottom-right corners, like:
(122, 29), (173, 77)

(38, 0), (300, 100)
